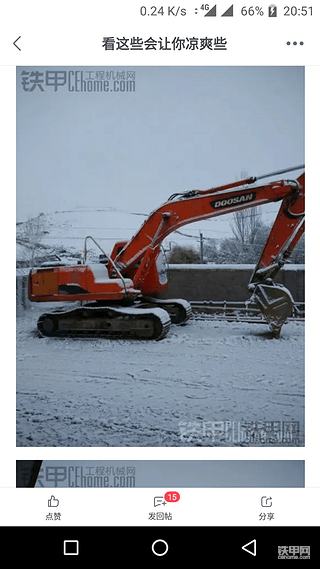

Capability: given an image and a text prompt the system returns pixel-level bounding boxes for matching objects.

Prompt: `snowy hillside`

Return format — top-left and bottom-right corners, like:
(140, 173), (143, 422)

(16, 207), (151, 265)
(17, 205), (222, 267)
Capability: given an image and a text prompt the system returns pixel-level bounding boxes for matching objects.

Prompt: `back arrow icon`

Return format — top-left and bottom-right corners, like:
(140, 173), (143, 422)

(13, 37), (21, 51)
(242, 539), (256, 556)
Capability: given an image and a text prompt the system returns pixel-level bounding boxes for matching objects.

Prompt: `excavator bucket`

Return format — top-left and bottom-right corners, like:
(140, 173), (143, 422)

(251, 283), (294, 337)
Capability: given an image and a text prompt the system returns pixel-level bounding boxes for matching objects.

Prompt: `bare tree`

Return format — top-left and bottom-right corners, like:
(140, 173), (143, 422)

(231, 206), (264, 245)
(17, 213), (48, 268)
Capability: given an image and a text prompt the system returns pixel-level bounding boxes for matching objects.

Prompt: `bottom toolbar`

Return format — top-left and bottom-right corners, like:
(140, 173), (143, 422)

(0, 525), (316, 561)
(0, 488), (319, 526)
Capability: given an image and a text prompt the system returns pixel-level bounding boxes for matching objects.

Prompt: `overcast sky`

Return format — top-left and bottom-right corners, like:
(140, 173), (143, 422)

(16, 66), (304, 241)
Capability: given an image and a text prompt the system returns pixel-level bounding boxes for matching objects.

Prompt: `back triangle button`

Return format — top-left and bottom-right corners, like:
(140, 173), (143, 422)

(242, 539), (256, 556)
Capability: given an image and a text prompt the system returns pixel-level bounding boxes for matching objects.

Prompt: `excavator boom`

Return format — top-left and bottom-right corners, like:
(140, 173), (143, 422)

(113, 172), (304, 294)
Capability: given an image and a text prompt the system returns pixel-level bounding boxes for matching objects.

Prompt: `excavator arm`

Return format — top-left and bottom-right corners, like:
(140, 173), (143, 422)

(249, 172), (305, 284)
(248, 171), (305, 336)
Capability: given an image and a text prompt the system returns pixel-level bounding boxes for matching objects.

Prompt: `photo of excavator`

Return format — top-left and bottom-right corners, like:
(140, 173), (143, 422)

(28, 165), (305, 340)
(17, 66), (305, 448)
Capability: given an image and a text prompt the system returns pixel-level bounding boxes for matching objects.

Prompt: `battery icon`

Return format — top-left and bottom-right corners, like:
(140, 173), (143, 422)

(268, 4), (277, 17)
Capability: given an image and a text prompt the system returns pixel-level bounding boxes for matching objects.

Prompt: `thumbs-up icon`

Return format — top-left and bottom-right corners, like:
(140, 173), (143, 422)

(48, 495), (59, 507)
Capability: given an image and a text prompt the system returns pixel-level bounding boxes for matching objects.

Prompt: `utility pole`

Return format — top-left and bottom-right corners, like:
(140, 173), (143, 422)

(199, 231), (204, 264)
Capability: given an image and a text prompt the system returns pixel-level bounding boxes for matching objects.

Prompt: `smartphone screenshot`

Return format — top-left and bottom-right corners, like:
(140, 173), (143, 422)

(1, 0), (319, 561)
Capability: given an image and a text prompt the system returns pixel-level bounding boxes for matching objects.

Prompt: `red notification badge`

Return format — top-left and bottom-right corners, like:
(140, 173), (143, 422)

(164, 491), (180, 503)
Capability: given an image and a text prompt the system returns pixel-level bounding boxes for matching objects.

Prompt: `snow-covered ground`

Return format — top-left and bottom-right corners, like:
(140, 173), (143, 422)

(16, 303), (304, 447)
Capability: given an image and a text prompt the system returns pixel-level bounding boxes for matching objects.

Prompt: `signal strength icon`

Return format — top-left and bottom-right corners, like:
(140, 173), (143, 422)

(204, 5), (217, 16)
(221, 4), (233, 16)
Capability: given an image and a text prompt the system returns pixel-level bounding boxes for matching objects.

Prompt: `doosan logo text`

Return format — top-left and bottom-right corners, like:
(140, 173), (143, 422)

(211, 192), (256, 209)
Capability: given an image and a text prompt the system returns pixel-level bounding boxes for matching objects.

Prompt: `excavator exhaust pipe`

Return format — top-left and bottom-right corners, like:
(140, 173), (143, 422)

(251, 283), (294, 338)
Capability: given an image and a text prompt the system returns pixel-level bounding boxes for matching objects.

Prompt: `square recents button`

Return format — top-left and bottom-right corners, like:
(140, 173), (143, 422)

(63, 540), (79, 555)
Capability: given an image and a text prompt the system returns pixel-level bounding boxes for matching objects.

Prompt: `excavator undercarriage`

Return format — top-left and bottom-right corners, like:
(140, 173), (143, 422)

(37, 304), (172, 341)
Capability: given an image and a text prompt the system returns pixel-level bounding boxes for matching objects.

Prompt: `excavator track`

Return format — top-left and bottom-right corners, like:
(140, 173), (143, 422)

(37, 305), (171, 341)
(139, 297), (192, 325)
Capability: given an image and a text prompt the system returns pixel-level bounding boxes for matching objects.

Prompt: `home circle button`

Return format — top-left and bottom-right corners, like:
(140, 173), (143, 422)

(151, 539), (169, 556)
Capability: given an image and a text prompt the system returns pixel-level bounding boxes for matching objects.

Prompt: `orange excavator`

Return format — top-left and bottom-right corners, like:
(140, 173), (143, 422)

(28, 165), (305, 340)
